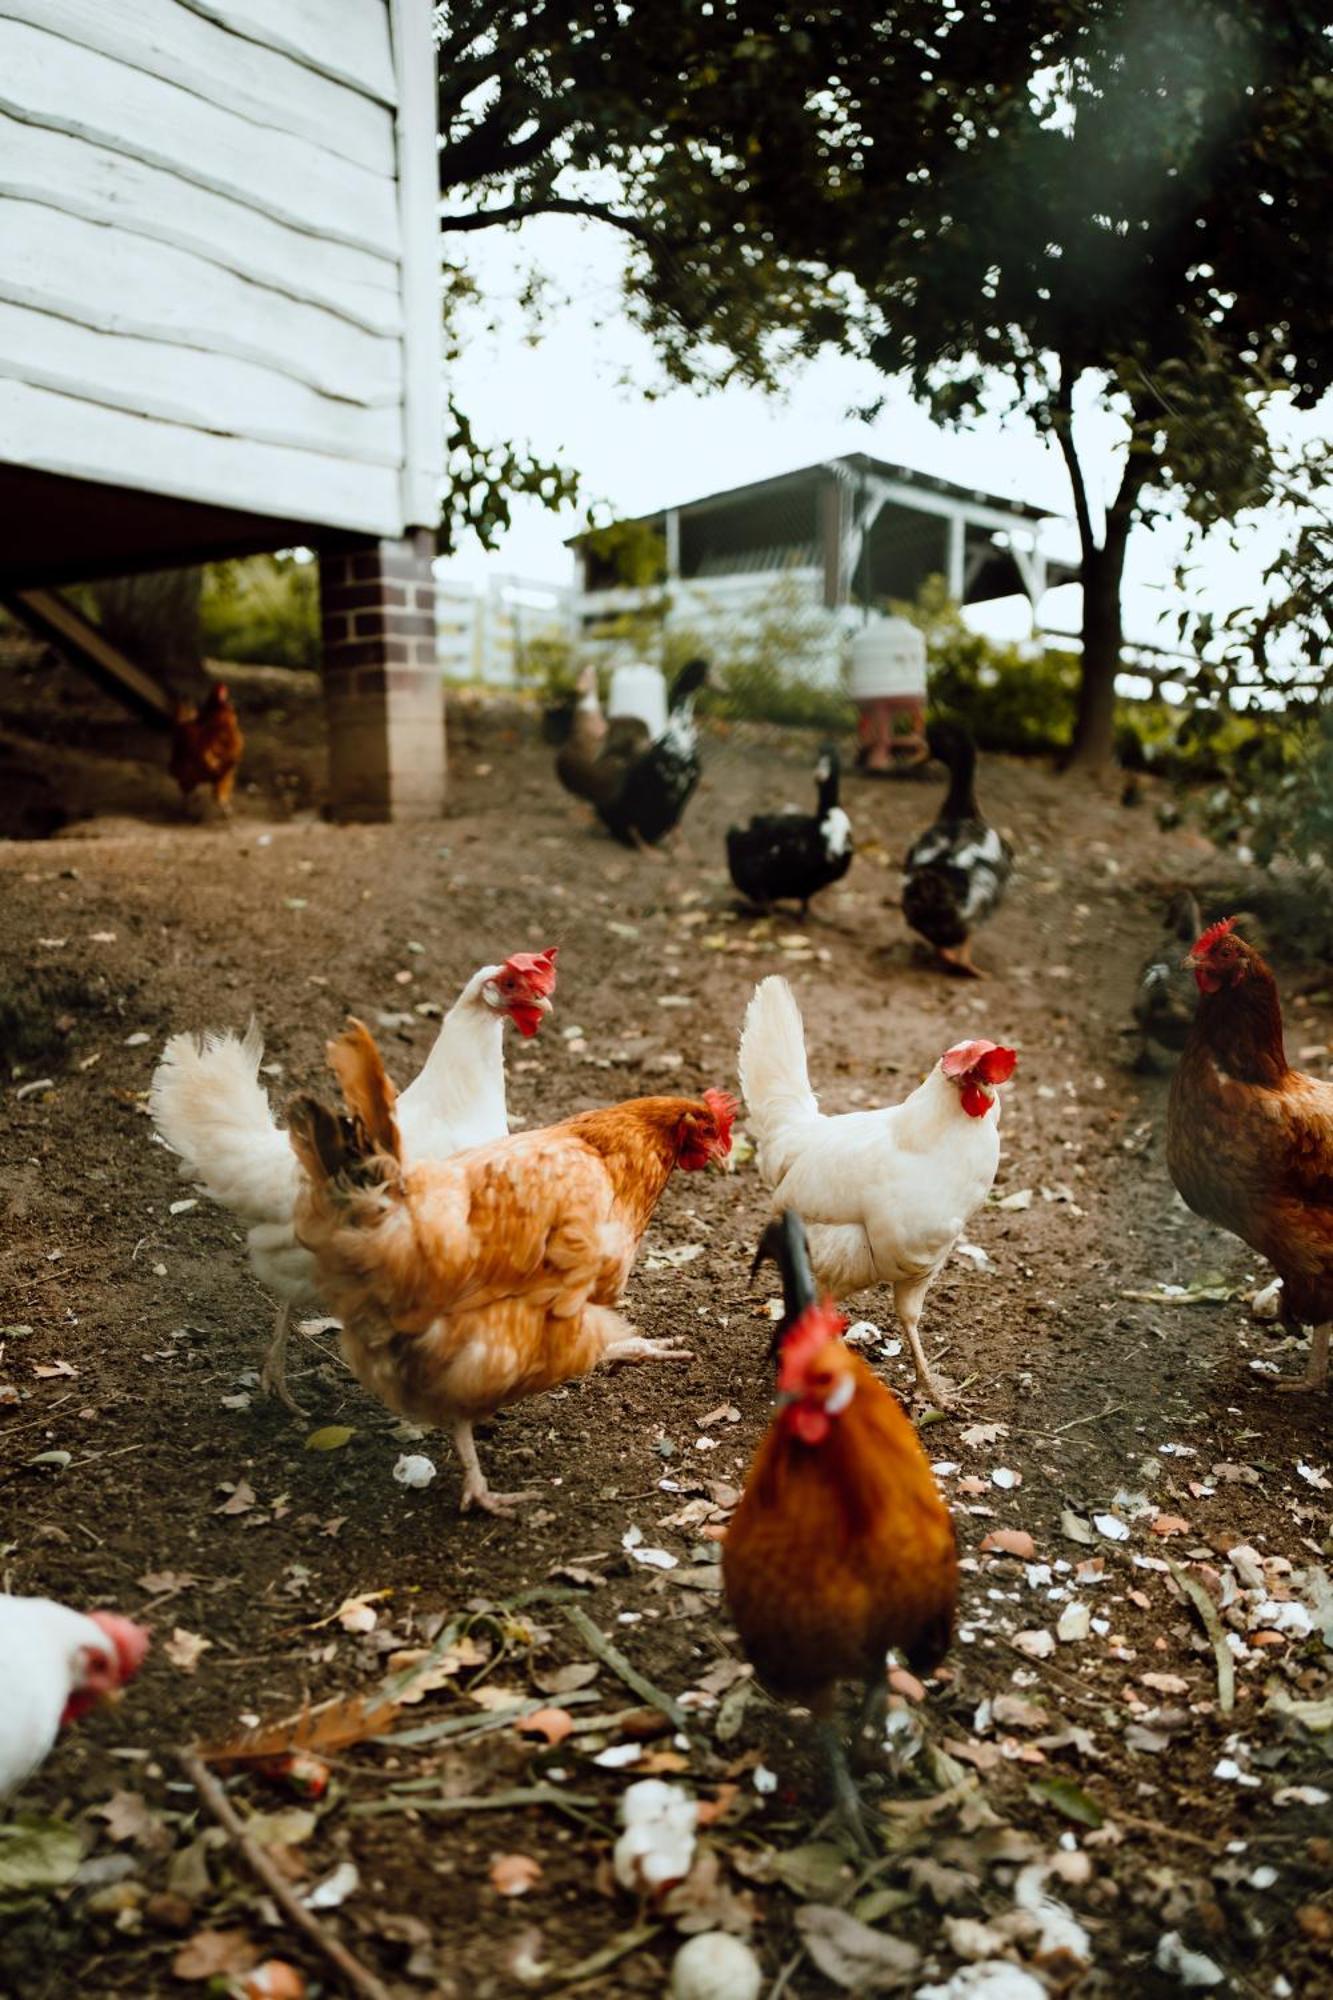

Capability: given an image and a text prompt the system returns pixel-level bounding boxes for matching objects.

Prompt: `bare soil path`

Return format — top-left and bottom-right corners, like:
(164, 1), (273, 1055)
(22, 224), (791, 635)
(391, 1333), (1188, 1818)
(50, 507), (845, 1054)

(1, 691), (1329, 1997)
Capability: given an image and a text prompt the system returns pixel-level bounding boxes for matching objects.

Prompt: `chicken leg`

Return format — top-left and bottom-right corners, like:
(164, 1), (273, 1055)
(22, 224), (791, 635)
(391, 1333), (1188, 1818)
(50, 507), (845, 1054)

(1274, 1321), (1330, 1393)
(451, 1419), (538, 1517)
(259, 1298), (305, 1417)
(814, 1713), (874, 1853)
(892, 1273), (950, 1409)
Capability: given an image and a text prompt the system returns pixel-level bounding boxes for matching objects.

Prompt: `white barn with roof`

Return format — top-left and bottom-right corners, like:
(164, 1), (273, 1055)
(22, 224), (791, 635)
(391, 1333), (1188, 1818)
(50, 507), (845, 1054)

(571, 454), (1076, 685)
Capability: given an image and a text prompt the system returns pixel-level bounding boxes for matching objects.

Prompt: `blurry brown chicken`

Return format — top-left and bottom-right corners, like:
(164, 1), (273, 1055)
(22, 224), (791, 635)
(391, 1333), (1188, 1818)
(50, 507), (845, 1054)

(722, 1210), (958, 1839)
(169, 682), (243, 811)
(1167, 917), (1333, 1390)
(287, 1019), (736, 1512)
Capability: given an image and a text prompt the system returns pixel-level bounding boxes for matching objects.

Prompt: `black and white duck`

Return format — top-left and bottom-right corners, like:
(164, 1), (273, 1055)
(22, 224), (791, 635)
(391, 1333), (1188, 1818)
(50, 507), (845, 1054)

(902, 721), (1012, 977)
(726, 744), (853, 918)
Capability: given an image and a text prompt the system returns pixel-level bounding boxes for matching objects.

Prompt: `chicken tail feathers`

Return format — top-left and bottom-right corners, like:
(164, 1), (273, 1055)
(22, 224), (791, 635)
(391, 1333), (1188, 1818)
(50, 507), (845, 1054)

(287, 1021), (401, 1205)
(327, 1019), (401, 1162)
(149, 1021), (300, 1226)
(737, 976), (820, 1184)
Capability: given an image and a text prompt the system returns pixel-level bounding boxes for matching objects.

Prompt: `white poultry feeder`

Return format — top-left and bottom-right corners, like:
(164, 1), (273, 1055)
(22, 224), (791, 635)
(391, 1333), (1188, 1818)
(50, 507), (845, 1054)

(847, 616), (928, 771)
(608, 661), (668, 736)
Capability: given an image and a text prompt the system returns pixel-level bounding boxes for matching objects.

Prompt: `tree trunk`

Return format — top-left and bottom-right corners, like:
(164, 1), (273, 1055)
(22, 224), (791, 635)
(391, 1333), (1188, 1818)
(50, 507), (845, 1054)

(1065, 538), (1127, 772)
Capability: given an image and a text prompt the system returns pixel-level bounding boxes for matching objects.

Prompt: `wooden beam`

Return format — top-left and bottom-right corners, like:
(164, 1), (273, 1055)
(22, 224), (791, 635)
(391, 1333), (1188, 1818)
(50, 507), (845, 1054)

(2, 586), (176, 724)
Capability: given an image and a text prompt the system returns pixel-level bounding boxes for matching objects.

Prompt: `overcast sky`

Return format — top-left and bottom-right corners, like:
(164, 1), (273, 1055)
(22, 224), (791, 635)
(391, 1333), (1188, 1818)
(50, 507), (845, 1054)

(438, 218), (1327, 655)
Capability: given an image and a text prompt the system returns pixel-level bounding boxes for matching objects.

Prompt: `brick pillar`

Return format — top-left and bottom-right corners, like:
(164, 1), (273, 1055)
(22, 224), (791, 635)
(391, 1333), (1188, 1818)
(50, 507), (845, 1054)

(319, 529), (445, 821)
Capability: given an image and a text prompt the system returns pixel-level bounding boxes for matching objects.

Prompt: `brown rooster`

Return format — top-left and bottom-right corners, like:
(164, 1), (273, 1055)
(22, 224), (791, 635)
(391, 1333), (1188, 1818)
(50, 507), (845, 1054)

(169, 682), (243, 812)
(1167, 917), (1333, 1390)
(722, 1210), (958, 1840)
(287, 1019), (735, 1512)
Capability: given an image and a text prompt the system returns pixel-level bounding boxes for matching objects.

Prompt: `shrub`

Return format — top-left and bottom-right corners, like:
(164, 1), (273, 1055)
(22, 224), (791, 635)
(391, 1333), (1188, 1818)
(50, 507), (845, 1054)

(891, 577), (1079, 755)
(201, 554), (320, 670)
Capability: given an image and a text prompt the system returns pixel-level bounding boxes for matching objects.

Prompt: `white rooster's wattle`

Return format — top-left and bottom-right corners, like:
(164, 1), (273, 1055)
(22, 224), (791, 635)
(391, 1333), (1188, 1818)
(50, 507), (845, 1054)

(0, 1596), (149, 1799)
(738, 976), (1016, 1406)
(148, 947), (558, 1410)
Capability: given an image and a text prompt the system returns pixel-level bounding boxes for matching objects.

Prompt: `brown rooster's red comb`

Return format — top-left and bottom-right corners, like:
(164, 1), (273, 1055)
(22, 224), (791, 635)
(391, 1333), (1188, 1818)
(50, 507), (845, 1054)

(1190, 915), (1238, 959)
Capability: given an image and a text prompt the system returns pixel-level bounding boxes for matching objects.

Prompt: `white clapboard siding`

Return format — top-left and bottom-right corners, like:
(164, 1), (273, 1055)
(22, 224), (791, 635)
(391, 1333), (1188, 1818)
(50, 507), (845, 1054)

(0, 303), (402, 466)
(4, 203), (402, 405)
(0, 119), (402, 338)
(0, 19), (399, 256)
(1, 379), (403, 533)
(179, 0), (397, 103)
(5, 0), (394, 176)
(388, 0), (444, 528)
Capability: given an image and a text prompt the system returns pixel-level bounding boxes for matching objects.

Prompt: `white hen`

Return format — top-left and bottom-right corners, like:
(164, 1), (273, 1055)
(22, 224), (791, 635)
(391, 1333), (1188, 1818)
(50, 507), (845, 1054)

(738, 976), (1016, 1405)
(0, 1596), (149, 1797)
(150, 948), (557, 1409)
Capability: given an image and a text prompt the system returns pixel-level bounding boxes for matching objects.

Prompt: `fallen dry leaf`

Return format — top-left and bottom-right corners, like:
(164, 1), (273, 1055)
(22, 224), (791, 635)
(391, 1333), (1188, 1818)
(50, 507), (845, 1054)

(95, 1791), (168, 1849)
(214, 1479), (257, 1517)
(1150, 1515), (1191, 1536)
(172, 1928), (259, 1981)
(165, 1628), (212, 1675)
(490, 1852), (542, 1897)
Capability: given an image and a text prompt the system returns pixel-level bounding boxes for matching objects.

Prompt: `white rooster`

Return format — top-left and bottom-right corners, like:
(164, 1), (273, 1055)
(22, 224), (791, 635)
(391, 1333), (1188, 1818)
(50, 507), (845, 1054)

(149, 947), (557, 1411)
(738, 976), (1016, 1406)
(0, 1597), (149, 1798)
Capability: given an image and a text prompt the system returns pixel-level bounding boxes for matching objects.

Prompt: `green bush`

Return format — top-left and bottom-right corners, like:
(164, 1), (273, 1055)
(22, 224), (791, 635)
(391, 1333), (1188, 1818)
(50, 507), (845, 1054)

(201, 554), (320, 670)
(891, 577), (1079, 755)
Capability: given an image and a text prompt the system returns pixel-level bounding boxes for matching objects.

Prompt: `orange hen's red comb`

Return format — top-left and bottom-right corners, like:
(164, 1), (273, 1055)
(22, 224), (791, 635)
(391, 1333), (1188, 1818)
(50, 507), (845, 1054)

(702, 1088), (738, 1148)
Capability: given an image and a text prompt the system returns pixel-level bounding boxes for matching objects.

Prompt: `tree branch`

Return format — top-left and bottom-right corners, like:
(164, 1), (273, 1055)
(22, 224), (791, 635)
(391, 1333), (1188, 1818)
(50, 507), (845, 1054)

(439, 112), (568, 193)
(440, 196), (672, 253)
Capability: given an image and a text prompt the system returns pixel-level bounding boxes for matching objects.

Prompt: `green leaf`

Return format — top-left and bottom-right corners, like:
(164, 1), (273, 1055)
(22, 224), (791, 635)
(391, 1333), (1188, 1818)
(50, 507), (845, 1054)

(769, 1841), (854, 1901)
(305, 1426), (356, 1452)
(1027, 1776), (1104, 1829)
(0, 1817), (83, 1897)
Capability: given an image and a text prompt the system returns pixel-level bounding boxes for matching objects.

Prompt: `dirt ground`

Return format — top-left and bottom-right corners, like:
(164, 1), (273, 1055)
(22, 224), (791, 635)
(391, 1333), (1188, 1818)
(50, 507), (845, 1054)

(1, 666), (1331, 2000)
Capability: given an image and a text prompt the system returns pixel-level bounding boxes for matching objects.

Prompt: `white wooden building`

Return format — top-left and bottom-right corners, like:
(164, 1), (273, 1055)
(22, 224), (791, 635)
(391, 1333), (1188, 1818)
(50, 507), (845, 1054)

(0, 0), (446, 818)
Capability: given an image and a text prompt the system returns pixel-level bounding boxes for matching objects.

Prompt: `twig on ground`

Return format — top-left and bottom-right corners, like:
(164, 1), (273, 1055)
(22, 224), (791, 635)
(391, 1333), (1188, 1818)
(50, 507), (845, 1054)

(350, 1783), (603, 1830)
(178, 1749), (392, 2000)
(559, 1601), (690, 1733)
(543, 1922), (662, 1992)
(1166, 1557), (1235, 1714)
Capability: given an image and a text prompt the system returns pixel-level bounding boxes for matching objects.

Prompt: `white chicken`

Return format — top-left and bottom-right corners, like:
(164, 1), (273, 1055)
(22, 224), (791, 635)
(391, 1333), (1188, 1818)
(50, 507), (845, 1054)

(738, 976), (1016, 1406)
(149, 947), (557, 1411)
(0, 1596), (149, 1798)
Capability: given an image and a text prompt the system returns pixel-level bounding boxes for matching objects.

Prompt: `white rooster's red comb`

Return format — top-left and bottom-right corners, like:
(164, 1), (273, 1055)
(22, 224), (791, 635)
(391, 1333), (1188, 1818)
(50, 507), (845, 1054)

(502, 946), (559, 995)
(940, 1040), (1017, 1084)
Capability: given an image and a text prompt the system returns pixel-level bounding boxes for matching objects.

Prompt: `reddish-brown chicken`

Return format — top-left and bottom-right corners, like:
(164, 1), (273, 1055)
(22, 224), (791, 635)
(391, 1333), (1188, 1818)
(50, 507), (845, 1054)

(1167, 917), (1333, 1390)
(169, 682), (244, 811)
(722, 1210), (958, 1838)
(287, 1019), (736, 1512)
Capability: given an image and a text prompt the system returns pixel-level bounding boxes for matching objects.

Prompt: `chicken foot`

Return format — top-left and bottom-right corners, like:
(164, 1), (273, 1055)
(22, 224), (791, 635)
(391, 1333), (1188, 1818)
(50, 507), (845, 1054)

(935, 938), (984, 980)
(452, 1419), (538, 1517)
(259, 1298), (307, 1418)
(1273, 1321), (1330, 1393)
(892, 1276), (951, 1411)
(601, 1332), (695, 1365)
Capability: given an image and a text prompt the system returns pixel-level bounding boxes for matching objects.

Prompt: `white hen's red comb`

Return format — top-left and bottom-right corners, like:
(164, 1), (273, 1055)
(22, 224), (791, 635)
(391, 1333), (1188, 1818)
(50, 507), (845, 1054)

(941, 1040), (1017, 1084)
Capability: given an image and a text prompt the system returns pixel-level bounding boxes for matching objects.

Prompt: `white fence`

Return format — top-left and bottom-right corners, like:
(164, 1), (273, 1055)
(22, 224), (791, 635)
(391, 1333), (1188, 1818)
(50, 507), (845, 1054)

(433, 573), (572, 685)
